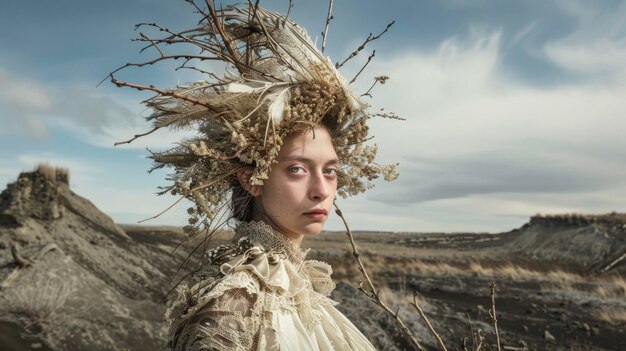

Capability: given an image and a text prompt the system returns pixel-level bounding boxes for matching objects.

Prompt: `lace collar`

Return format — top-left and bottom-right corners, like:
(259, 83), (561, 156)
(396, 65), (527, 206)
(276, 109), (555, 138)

(233, 221), (309, 265)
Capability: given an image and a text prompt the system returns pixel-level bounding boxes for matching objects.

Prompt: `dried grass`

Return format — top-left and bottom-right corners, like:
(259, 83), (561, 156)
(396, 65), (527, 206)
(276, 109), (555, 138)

(593, 306), (626, 324)
(0, 272), (79, 348)
(35, 163), (70, 185)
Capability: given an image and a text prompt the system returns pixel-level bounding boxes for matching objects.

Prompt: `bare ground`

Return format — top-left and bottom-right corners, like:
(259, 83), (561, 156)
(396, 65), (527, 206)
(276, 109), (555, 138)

(0, 169), (624, 350)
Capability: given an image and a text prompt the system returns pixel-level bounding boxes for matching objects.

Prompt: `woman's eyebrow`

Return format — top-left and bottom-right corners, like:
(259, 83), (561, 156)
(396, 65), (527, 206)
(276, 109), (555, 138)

(279, 156), (339, 165)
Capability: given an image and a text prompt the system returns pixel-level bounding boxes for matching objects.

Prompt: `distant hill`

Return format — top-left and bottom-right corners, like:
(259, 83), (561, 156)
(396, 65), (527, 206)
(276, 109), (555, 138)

(0, 165), (189, 350)
(506, 213), (626, 274)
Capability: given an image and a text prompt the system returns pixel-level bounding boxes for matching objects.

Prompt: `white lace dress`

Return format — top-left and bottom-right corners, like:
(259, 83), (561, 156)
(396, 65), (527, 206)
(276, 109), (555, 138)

(165, 221), (377, 351)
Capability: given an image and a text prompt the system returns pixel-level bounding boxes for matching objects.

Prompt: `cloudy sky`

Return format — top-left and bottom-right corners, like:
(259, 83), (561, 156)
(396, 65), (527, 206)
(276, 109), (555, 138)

(1, 0), (625, 233)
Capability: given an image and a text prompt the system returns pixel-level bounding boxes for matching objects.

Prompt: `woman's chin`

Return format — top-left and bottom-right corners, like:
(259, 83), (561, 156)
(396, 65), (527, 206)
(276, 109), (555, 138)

(299, 222), (326, 236)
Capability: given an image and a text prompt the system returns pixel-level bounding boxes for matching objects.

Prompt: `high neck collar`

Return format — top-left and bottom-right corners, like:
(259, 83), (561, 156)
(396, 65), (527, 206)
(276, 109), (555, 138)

(233, 221), (308, 264)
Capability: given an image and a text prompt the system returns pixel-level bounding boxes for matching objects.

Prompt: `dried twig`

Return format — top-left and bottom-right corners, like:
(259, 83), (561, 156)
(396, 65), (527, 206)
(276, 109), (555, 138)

(336, 20), (394, 69)
(411, 293), (448, 351)
(321, 0), (334, 54)
(283, 0), (293, 26)
(205, 0), (246, 73)
(137, 168), (240, 223)
(334, 200), (425, 351)
(490, 281), (502, 351)
(139, 32), (165, 57)
(98, 54), (220, 87)
(114, 126), (160, 147)
(466, 312), (476, 350)
(109, 75), (215, 110)
(3, 242), (62, 289)
(361, 75), (389, 98)
(11, 242), (34, 268)
(349, 50), (375, 84)
(475, 329), (485, 351)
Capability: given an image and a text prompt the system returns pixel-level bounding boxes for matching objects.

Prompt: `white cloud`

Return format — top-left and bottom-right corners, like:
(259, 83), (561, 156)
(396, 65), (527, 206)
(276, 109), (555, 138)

(510, 21), (537, 47)
(339, 22), (626, 232)
(0, 68), (52, 112)
(544, 0), (626, 78)
(0, 67), (205, 150)
(24, 117), (48, 140)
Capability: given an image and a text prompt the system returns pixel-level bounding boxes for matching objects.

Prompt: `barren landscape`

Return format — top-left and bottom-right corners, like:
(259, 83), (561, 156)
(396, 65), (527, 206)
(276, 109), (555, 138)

(0, 167), (624, 350)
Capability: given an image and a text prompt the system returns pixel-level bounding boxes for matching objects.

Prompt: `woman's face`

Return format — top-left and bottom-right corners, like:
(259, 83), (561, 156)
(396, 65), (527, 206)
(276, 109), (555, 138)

(257, 127), (338, 241)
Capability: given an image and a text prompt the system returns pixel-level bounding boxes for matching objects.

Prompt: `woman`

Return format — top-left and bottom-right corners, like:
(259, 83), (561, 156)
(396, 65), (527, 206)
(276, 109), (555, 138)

(112, 2), (398, 350)
(166, 125), (378, 350)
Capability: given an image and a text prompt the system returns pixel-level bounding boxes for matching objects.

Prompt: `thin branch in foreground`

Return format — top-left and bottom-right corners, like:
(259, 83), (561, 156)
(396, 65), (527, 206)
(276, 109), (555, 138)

(335, 20), (395, 69)
(411, 293), (448, 351)
(490, 281), (502, 351)
(283, 0), (294, 26)
(114, 126), (160, 147)
(137, 168), (239, 224)
(349, 50), (375, 84)
(321, 0), (334, 54)
(110, 75), (216, 110)
(333, 200), (425, 351)
(205, 0), (246, 73)
(361, 75), (389, 98)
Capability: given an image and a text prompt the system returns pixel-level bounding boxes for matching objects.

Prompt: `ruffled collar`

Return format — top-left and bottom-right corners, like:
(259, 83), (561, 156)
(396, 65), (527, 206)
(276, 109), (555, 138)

(233, 221), (310, 265)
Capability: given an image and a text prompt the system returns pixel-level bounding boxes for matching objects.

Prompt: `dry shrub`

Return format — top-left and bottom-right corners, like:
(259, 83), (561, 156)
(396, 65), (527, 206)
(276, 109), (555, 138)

(0, 271), (79, 348)
(35, 162), (70, 185)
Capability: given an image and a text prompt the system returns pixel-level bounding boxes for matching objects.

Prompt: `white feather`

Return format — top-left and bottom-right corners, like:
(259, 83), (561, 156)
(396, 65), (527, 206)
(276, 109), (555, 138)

(226, 82), (264, 93)
(267, 87), (291, 124)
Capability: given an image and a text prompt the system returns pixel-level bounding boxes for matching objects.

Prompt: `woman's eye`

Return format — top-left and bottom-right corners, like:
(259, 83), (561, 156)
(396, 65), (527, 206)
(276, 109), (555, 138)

(288, 166), (305, 174)
(323, 168), (337, 177)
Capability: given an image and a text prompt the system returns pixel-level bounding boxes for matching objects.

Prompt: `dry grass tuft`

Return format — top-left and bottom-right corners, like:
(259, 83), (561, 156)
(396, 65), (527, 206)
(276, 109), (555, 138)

(35, 163), (70, 185)
(594, 306), (626, 324)
(0, 271), (79, 348)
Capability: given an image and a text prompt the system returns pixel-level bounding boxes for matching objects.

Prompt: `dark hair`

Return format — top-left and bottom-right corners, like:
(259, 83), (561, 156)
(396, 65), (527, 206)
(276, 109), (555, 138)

(231, 181), (255, 222)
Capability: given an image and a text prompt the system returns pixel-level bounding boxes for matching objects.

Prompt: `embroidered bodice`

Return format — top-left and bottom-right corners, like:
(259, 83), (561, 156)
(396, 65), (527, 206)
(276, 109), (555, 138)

(165, 221), (376, 351)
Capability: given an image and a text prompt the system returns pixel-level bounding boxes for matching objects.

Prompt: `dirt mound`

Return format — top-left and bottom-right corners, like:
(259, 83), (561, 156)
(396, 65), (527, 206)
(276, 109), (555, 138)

(0, 166), (188, 350)
(506, 213), (626, 274)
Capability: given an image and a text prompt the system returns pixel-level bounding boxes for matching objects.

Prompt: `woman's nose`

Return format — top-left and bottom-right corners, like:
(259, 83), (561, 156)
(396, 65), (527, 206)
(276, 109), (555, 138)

(309, 173), (330, 200)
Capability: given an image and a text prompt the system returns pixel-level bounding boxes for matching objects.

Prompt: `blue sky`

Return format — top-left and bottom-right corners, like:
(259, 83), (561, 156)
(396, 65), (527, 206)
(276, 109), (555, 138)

(2, 0), (626, 233)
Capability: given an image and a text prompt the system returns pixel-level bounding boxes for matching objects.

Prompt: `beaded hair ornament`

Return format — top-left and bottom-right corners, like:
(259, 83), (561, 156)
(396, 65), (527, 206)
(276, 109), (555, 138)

(110, 1), (399, 239)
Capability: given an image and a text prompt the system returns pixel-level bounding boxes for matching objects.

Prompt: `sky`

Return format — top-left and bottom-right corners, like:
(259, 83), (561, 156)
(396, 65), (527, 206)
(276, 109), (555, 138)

(1, 0), (625, 233)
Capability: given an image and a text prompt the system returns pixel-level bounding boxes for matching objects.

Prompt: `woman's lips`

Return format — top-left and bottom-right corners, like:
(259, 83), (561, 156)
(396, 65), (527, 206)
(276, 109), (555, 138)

(303, 209), (327, 221)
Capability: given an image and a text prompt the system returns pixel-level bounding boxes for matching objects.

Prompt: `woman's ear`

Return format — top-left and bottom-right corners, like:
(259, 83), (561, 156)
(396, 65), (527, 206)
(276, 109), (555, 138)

(236, 167), (261, 196)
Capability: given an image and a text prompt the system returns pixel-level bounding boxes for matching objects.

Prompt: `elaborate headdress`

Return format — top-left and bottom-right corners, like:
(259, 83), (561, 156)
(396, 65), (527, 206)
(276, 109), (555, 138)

(111, 2), (399, 238)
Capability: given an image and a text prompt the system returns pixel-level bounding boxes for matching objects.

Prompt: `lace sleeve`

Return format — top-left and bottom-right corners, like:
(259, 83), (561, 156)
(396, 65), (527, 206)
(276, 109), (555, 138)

(168, 286), (261, 351)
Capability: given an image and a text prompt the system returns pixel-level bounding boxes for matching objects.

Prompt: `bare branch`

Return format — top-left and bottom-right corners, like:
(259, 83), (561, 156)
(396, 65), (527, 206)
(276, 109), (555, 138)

(139, 32), (165, 57)
(336, 20), (395, 69)
(349, 50), (375, 84)
(321, 0), (334, 54)
(133, 22), (215, 53)
(185, 0), (209, 18)
(411, 293), (448, 351)
(97, 54), (222, 87)
(138, 168), (239, 224)
(370, 110), (405, 121)
(284, 0), (294, 27)
(205, 0), (246, 73)
(114, 126), (160, 147)
(490, 281), (503, 351)
(334, 200), (426, 351)
(11, 242), (34, 268)
(361, 75), (389, 98)
(110, 75), (215, 110)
